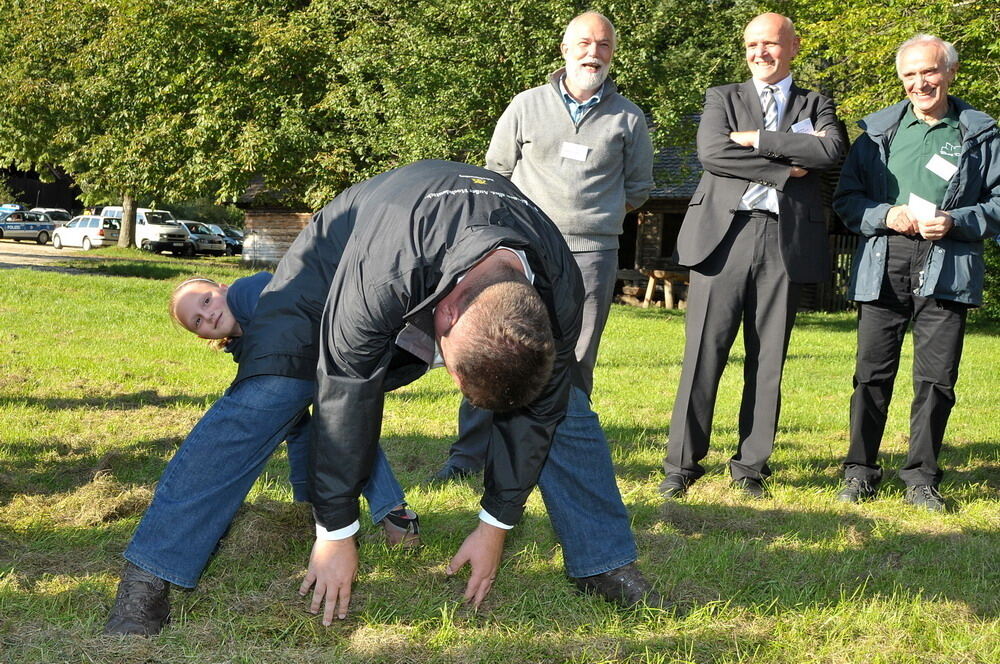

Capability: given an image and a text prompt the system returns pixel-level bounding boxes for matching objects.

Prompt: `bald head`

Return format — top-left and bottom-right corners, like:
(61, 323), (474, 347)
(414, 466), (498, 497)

(743, 12), (799, 84)
(563, 11), (617, 49)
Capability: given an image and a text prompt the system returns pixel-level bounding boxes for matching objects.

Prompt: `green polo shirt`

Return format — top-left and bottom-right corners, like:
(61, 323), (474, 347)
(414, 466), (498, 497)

(886, 102), (962, 207)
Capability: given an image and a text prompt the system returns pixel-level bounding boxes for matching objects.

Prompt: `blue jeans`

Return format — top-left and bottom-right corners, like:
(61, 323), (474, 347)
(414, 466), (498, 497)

(537, 386), (637, 578)
(125, 375), (406, 588)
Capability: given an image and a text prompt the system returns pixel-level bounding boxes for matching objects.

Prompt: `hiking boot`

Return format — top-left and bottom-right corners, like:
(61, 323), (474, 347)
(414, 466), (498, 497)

(381, 507), (421, 548)
(904, 485), (946, 512)
(836, 477), (878, 503)
(573, 563), (668, 609)
(103, 561), (171, 636)
(659, 473), (691, 499)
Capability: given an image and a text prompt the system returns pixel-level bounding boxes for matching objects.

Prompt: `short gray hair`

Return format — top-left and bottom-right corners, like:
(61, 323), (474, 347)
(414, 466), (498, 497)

(896, 34), (958, 76)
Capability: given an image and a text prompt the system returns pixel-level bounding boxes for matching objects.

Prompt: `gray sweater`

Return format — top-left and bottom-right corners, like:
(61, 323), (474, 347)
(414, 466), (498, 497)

(486, 69), (654, 252)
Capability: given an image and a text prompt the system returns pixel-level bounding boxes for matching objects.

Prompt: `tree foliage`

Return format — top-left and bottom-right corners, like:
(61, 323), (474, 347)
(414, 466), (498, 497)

(1, 0), (998, 211)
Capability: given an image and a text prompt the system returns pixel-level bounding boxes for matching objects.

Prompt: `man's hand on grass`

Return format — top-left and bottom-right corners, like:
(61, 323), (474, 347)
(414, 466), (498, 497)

(299, 537), (358, 624)
(446, 521), (507, 609)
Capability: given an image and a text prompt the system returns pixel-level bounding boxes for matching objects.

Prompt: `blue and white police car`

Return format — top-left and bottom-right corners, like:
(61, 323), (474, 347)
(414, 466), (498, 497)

(0, 209), (55, 244)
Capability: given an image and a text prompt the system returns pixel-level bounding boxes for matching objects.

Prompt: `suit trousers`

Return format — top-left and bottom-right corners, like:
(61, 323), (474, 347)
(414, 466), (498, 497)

(844, 235), (968, 487)
(663, 211), (802, 482)
(447, 249), (618, 470)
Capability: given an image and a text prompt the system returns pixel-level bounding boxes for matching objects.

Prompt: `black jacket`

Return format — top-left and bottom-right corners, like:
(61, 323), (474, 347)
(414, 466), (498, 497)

(675, 80), (847, 283)
(235, 160), (584, 530)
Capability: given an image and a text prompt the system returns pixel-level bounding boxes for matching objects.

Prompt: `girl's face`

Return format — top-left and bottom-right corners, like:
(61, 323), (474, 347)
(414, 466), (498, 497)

(174, 282), (242, 339)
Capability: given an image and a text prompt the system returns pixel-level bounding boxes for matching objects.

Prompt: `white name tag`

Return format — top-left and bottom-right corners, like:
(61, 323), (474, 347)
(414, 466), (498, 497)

(908, 192), (937, 222)
(926, 153), (958, 181)
(790, 118), (815, 134)
(560, 141), (589, 162)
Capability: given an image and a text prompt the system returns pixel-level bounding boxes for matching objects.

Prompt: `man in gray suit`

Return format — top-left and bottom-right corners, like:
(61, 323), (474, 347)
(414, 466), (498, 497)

(660, 12), (846, 498)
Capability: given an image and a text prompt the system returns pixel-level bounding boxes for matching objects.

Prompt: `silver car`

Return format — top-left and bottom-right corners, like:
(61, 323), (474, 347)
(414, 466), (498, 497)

(180, 220), (227, 256)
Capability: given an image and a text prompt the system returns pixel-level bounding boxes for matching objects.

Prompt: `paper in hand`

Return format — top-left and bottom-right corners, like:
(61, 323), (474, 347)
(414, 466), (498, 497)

(908, 193), (937, 222)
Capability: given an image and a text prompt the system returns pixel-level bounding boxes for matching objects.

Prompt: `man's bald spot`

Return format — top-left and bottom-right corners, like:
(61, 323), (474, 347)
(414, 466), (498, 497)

(563, 11), (617, 48)
(744, 12), (796, 39)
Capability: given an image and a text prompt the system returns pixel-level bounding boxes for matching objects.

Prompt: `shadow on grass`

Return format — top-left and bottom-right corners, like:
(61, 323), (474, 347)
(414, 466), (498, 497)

(56, 260), (190, 280)
(650, 502), (1000, 618)
(0, 389), (218, 411)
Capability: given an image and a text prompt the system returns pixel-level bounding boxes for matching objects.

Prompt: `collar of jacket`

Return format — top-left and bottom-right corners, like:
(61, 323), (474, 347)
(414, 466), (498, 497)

(402, 220), (540, 330)
(858, 95), (998, 146)
(547, 67), (619, 104)
(738, 78), (807, 133)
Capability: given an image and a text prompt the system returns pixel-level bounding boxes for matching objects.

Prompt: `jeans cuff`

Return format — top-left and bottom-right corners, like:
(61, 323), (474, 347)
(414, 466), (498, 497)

(123, 552), (199, 589)
(564, 554), (637, 580)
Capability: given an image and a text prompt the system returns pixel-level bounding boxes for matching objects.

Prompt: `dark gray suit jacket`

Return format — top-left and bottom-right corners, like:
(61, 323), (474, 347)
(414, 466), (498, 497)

(675, 80), (847, 283)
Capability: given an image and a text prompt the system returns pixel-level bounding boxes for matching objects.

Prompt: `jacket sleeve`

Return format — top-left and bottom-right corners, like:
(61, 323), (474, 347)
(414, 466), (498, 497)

(945, 133), (1000, 242)
(486, 98), (522, 178)
(309, 273), (402, 531)
(696, 87), (792, 191)
(833, 134), (894, 237)
(756, 95), (847, 171)
(624, 111), (655, 210)
(479, 322), (573, 526)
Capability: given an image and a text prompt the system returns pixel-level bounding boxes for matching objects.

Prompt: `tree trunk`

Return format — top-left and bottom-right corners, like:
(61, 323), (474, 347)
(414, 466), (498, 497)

(118, 193), (137, 248)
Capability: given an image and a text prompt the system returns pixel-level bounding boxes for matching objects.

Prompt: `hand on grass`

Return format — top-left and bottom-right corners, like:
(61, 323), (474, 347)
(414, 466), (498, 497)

(299, 537), (358, 624)
(446, 521), (507, 609)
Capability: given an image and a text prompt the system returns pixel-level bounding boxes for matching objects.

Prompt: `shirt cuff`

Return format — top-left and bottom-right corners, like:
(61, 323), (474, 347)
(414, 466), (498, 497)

(315, 520), (360, 540)
(478, 508), (514, 530)
(752, 132), (761, 150)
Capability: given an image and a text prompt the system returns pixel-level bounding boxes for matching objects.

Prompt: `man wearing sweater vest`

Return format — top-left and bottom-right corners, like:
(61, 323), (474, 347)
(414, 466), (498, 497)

(431, 11), (654, 481)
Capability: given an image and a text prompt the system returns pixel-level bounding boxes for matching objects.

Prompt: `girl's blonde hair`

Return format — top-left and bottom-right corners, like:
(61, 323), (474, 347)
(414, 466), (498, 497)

(169, 277), (230, 350)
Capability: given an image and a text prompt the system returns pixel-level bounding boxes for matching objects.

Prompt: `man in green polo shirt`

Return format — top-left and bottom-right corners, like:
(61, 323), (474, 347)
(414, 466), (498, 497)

(833, 34), (1000, 510)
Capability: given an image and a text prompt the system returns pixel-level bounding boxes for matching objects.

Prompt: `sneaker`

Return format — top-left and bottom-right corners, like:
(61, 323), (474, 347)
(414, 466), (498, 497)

(427, 462), (475, 482)
(380, 507), (421, 548)
(731, 477), (766, 499)
(659, 473), (691, 499)
(904, 485), (946, 512)
(103, 562), (171, 636)
(836, 477), (878, 503)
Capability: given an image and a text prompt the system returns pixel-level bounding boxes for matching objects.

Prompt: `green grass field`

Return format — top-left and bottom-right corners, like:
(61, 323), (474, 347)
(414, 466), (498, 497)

(1, 249), (998, 663)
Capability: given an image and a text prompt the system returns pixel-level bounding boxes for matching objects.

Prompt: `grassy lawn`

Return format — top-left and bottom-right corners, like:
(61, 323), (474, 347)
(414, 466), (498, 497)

(1, 249), (998, 663)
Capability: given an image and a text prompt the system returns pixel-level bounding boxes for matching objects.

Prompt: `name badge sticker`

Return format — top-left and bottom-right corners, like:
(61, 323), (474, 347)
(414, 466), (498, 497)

(926, 154), (958, 181)
(560, 141), (590, 162)
(790, 118), (815, 135)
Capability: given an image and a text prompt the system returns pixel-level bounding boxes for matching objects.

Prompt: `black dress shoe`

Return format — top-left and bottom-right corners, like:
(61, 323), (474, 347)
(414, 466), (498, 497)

(731, 477), (766, 499)
(573, 563), (667, 609)
(103, 561), (171, 636)
(659, 473), (691, 499)
(904, 484), (946, 512)
(427, 462), (476, 482)
(836, 477), (878, 503)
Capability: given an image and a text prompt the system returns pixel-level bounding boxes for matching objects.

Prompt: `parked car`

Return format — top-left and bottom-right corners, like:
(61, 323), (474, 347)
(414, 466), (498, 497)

(0, 210), (56, 244)
(205, 223), (243, 255)
(100, 206), (190, 254)
(52, 215), (120, 250)
(179, 220), (227, 256)
(29, 207), (73, 225)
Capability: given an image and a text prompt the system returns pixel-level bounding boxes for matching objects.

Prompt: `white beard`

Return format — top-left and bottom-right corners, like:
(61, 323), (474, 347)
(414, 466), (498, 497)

(566, 60), (608, 93)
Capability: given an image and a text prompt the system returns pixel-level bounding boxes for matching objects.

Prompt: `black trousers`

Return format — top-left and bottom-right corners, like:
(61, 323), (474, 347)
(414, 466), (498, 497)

(664, 210), (802, 482)
(845, 234), (968, 487)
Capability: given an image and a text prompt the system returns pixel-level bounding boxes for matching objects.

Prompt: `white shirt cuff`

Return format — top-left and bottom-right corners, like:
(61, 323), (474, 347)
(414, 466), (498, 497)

(752, 132), (761, 149)
(478, 508), (514, 530)
(315, 520), (360, 540)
